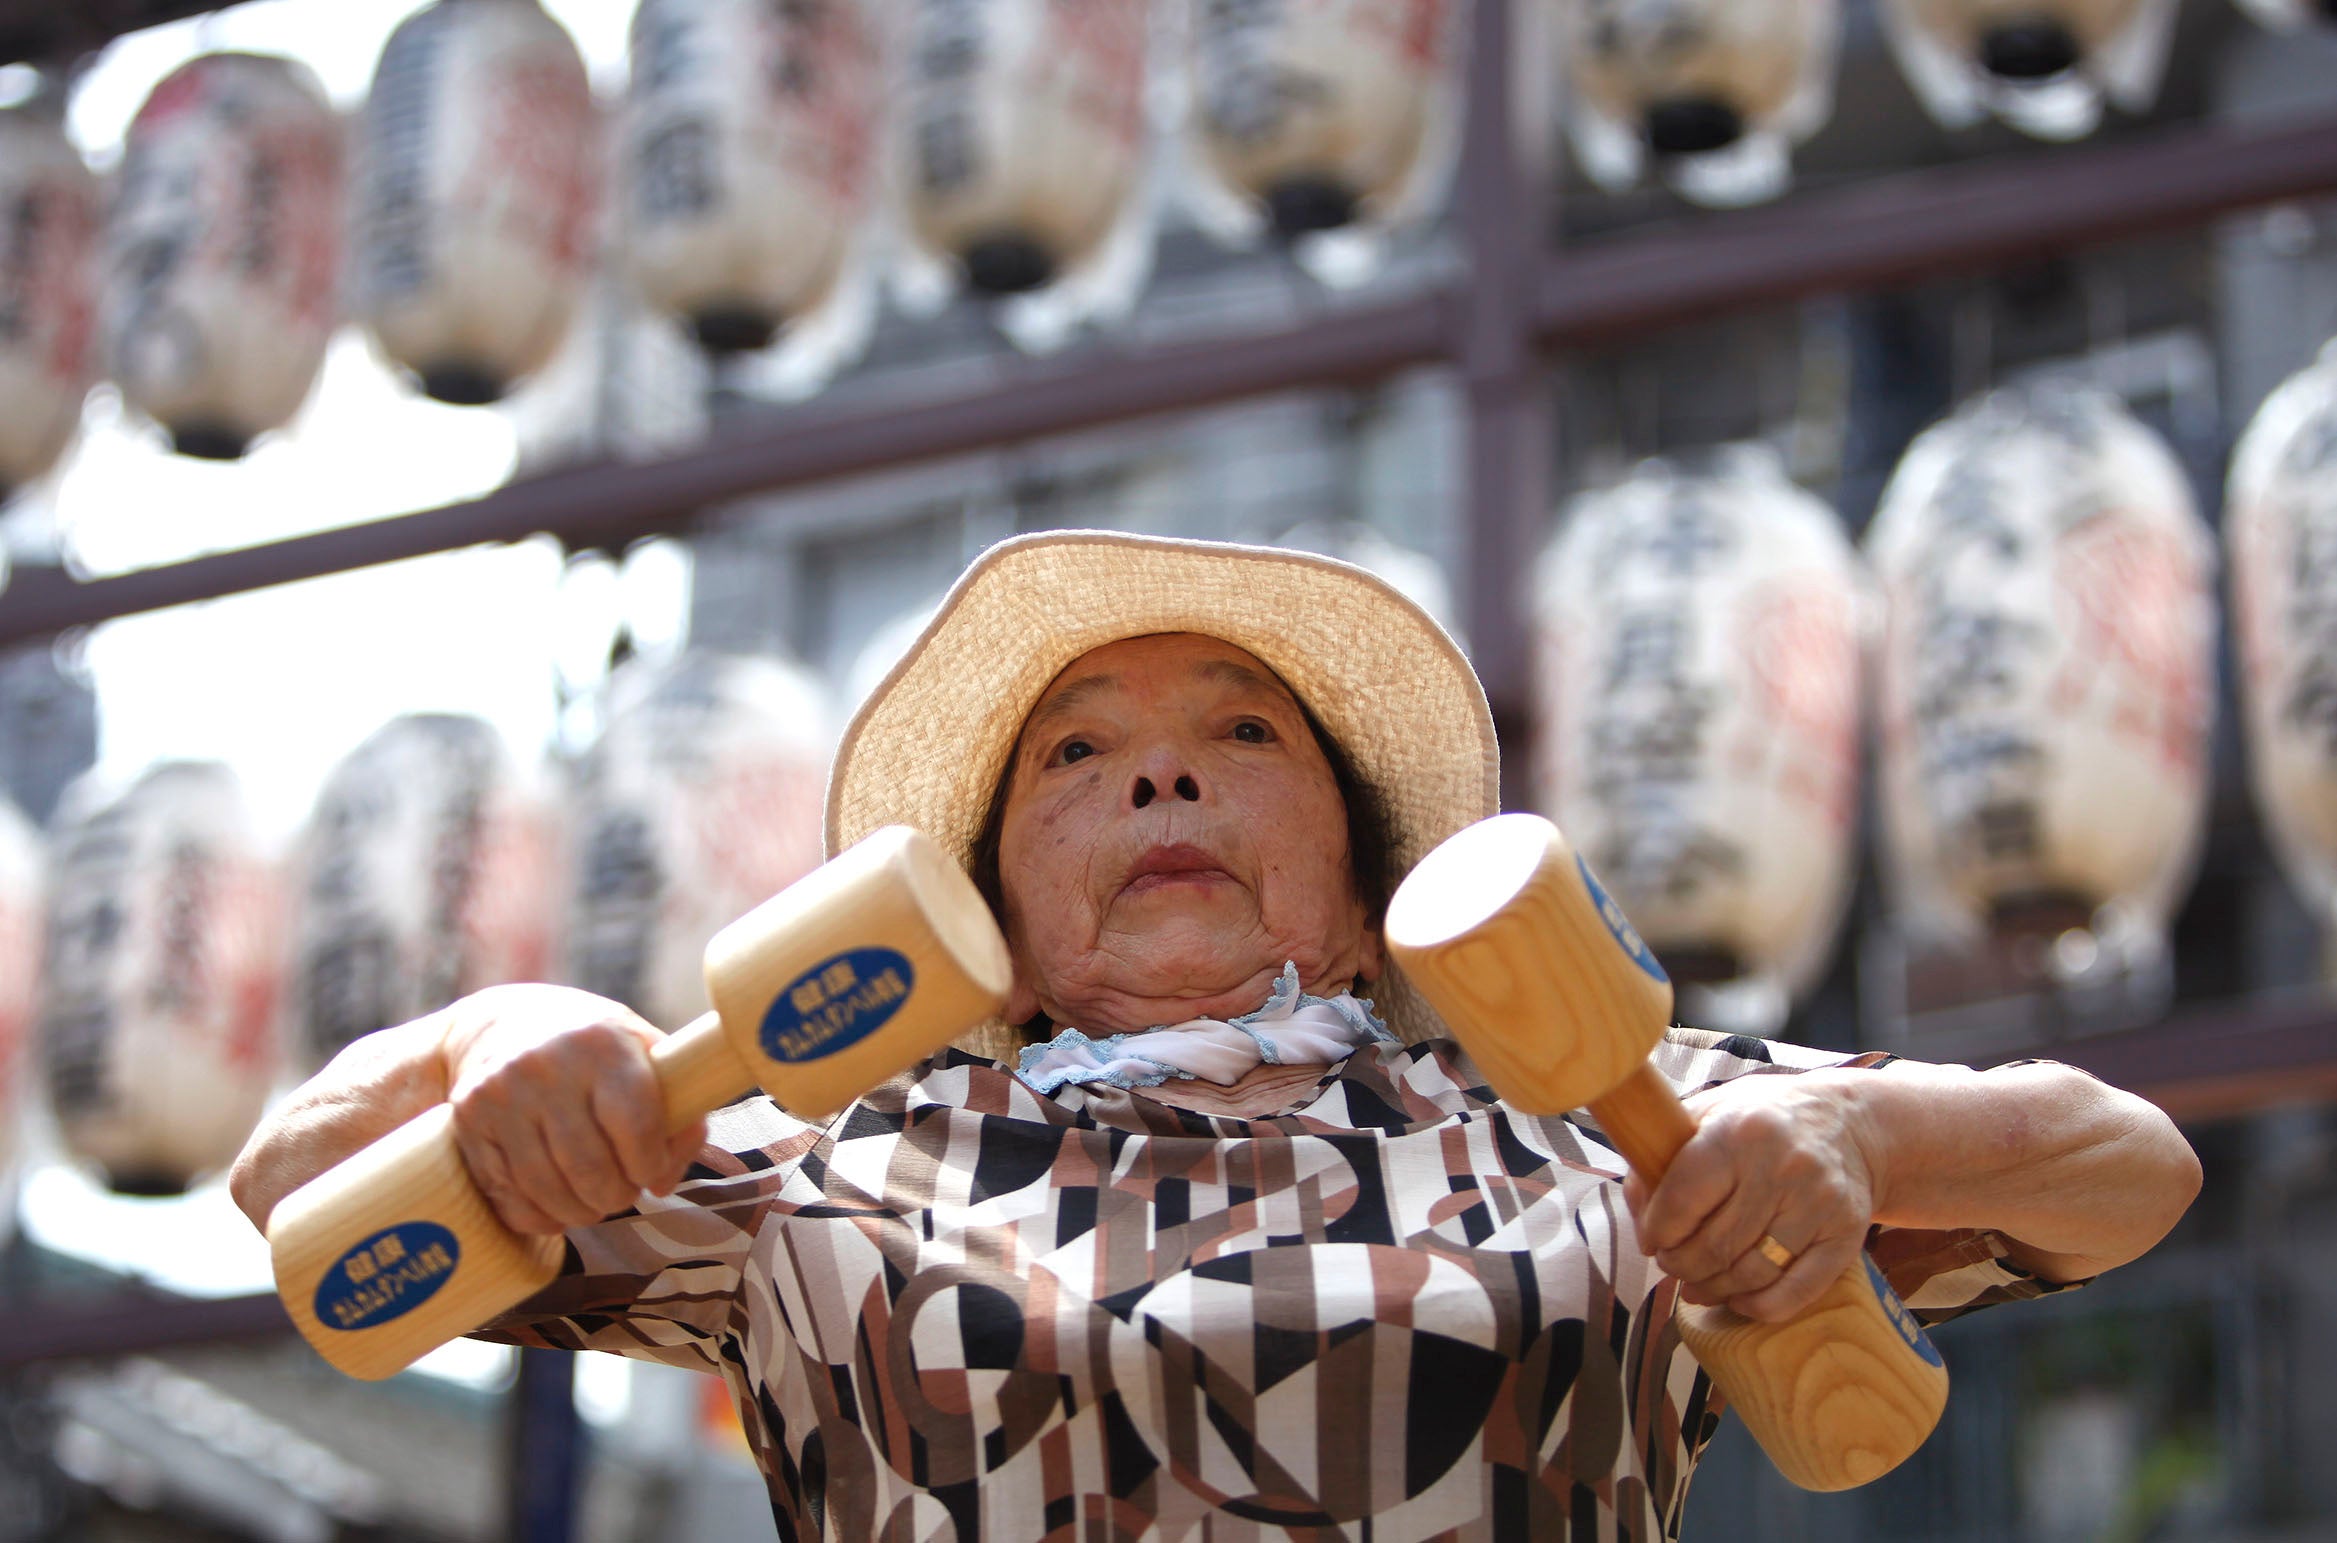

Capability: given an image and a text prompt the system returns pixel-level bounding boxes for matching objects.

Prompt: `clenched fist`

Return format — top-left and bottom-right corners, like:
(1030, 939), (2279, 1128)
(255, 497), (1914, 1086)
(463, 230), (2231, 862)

(438, 985), (709, 1236)
(1622, 1068), (1885, 1323)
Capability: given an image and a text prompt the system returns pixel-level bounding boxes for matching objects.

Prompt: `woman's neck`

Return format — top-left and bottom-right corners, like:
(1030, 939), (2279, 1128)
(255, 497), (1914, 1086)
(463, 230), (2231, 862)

(1128, 1060), (1332, 1119)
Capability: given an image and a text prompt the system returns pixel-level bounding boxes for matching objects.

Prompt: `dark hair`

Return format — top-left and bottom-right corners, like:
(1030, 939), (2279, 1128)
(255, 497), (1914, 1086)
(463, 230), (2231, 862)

(967, 687), (1393, 1031)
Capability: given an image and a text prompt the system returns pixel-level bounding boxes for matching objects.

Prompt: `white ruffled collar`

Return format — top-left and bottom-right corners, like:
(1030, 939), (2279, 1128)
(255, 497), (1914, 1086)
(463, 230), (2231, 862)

(1013, 962), (1395, 1096)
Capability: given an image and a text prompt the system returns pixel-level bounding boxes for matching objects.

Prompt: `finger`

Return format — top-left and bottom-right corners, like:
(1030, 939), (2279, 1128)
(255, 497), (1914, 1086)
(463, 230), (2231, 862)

(585, 1035), (678, 1196)
(535, 1087), (653, 1221)
(1726, 1232), (1866, 1324)
(1635, 1133), (1740, 1254)
(1658, 1171), (1790, 1294)
(653, 1119), (708, 1194)
(1621, 1171), (1651, 1233)
(1673, 1226), (1800, 1307)
(452, 1121), (571, 1237)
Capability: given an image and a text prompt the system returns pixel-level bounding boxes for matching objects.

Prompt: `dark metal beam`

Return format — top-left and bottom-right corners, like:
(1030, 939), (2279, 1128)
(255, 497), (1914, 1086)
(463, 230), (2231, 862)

(0, 0), (225, 67)
(0, 1289), (290, 1368)
(5, 110), (2335, 654)
(0, 295), (1453, 649)
(1455, 0), (1553, 794)
(2021, 994), (2337, 1125)
(1536, 110), (2337, 347)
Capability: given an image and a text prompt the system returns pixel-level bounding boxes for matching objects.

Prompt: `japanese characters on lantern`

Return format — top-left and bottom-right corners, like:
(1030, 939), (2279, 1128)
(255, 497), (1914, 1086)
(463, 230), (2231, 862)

(2228, 341), (2337, 948)
(1880, 0), (2177, 140)
(1562, 0), (1839, 207)
(354, 0), (599, 404)
(621, 0), (882, 355)
(896, 0), (1150, 301)
(289, 715), (555, 1071)
(565, 652), (832, 1029)
(102, 53), (342, 460)
(1188, 0), (1461, 240)
(38, 764), (282, 1196)
(1535, 445), (1865, 1035)
(1866, 385), (2215, 967)
(0, 102), (98, 499)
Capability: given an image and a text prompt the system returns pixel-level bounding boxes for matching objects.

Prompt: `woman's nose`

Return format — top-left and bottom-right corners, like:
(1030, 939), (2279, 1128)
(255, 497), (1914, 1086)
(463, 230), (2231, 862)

(1128, 753), (1203, 810)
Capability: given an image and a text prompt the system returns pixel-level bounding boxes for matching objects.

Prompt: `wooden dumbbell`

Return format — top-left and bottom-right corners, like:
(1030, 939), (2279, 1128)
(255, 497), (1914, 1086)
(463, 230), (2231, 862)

(268, 824), (1011, 1380)
(1384, 812), (1949, 1492)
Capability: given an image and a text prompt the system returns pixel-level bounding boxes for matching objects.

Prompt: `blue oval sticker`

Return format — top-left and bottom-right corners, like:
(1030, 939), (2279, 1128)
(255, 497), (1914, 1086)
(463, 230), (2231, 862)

(759, 947), (917, 1064)
(314, 1221), (462, 1333)
(1575, 852), (1668, 984)
(1862, 1254), (1946, 1369)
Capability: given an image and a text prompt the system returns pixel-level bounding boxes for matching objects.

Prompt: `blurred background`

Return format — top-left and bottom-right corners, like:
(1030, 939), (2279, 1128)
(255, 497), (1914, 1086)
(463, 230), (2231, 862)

(0, 0), (2331, 1537)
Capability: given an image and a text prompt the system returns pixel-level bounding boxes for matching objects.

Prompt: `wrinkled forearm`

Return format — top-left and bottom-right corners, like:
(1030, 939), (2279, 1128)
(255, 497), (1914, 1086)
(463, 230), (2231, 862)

(1832, 1059), (2201, 1281)
(227, 1013), (453, 1233)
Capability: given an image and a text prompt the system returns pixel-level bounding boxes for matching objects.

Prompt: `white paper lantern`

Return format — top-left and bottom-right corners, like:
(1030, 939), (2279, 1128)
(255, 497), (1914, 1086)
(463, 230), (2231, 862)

(290, 715), (556, 1070)
(1189, 0), (1462, 239)
(566, 652), (830, 1029)
(621, 0), (882, 354)
(1563, 0), (1839, 208)
(0, 103), (98, 499)
(0, 797), (42, 1202)
(1535, 445), (1864, 1033)
(354, 0), (600, 404)
(2229, 341), (2337, 935)
(1880, 0), (2176, 140)
(898, 0), (1150, 296)
(1866, 385), (2215, 951)
(38, 764), (281, 1196)
(102, 53), (343, 461)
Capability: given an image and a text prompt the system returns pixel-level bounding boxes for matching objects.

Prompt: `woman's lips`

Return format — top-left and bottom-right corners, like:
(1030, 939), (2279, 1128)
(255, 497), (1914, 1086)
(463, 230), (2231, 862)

(1121, 844), (1232, 897)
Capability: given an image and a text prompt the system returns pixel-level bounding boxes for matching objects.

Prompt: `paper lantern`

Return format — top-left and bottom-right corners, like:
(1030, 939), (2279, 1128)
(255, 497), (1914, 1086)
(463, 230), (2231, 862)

(565, 652), (830, 1028)
(897, 0), (1149, 296)
(1879, 0), (2176, 140)
(2230, 341), (2337, 938)
(1563, 0), (1838, 207)
(0, 797), (40, 1199)
(354, 0), (599, 404)
(102, 53), (342, 460)
(1867, 385), (2214, 949)
(621, 0), (881, 354)
(290, 715), (555, 1070)
(38, 764), (281, 1196)
(1534, 445), (1863, 1033)
(0, 103), (97, 499)
(1189, 0), (1460, 239)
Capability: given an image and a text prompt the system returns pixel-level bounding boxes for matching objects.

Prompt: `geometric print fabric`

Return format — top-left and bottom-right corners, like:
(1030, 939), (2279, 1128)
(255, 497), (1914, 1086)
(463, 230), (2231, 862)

(485, 1027), (2077, 1541)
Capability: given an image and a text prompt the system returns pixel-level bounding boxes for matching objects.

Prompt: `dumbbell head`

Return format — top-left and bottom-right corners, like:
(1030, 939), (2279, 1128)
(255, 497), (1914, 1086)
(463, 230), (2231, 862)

(1384, 812), (1673, 1113)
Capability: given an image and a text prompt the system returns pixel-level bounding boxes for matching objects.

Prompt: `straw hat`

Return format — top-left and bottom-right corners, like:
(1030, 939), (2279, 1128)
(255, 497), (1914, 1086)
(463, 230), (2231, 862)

(825, 530), (1501, 1056)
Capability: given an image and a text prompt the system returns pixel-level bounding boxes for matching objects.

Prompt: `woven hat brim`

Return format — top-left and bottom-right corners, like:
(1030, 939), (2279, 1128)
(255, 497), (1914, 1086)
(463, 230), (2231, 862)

(824, 530), (1502, 1049)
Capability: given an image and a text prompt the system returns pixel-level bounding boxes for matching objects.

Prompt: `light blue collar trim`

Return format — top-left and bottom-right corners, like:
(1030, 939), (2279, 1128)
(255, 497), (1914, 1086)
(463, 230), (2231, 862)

(1014, 963), (1394, 1095)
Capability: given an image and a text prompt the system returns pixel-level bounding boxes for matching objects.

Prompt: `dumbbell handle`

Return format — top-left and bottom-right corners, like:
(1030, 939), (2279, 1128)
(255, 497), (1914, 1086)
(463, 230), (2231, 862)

(1586, 1058), (1948, 1492)
(650, 1010), (745, 1134)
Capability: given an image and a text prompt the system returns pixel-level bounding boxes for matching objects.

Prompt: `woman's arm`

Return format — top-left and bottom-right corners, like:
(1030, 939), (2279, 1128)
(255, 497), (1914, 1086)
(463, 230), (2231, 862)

(1622, 1058), (2201, 1323)
(228, 985), (707, 1236)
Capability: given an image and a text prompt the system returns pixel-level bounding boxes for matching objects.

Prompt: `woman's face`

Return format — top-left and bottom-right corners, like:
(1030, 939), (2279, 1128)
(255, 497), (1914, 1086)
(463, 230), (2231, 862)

(995, 633), (1382, 1034)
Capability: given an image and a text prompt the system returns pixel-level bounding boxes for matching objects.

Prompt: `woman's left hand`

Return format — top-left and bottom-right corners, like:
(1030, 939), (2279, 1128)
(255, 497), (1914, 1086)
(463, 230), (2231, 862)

(1620, 1069), (1883, 1323)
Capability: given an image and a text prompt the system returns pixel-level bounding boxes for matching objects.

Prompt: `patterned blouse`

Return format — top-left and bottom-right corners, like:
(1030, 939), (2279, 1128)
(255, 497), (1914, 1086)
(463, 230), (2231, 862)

(485, 1027), (2077, 1542)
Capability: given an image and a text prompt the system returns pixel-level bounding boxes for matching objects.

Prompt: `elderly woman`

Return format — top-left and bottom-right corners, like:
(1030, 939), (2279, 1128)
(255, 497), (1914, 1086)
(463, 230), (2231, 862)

(233, 532), (2199, 1541)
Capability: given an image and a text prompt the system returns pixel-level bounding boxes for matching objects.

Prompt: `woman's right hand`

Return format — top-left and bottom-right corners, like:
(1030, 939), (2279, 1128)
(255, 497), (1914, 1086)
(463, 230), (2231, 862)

(438, 985), (710, 1236)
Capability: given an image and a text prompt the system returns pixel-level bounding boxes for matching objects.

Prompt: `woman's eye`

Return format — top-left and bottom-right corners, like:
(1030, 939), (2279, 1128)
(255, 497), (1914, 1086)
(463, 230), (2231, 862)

(1232, 720), (1270, 744)
(1056, 739), (1095, 765)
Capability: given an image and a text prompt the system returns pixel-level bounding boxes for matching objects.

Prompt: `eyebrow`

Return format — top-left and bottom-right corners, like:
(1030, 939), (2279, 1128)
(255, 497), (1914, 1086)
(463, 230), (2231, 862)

(1021, 655), (1299, 755)
(1024, 672), (1119, 737)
